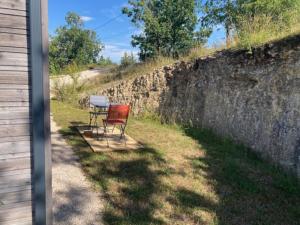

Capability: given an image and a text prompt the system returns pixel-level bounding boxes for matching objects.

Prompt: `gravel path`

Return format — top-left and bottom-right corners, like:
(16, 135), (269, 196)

(50, 68), (111, 98)
(51, 119), (104, 225)
(50, 68), (111, 90)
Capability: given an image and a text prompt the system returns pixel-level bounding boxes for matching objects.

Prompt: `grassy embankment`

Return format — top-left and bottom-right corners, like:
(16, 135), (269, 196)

(89, 10), (300, 87)
(51, 100), (300, 225)
(52, 9), (300, 104)
(76, 19), (300, 95)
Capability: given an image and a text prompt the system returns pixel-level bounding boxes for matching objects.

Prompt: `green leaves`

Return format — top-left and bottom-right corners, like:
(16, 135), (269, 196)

(123, 0), (199, 60)
(65, 12), (83, 28)
(49, 12), (103, 74)
(120, 52), (137, 68)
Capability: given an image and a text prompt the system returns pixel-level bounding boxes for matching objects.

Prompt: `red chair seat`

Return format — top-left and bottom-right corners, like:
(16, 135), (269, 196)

(102, 105), (130, 143)
(103, 119), (126, 125)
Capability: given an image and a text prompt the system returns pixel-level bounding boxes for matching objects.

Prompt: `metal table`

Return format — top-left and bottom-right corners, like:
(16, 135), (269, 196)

(89, 96), (109, 134)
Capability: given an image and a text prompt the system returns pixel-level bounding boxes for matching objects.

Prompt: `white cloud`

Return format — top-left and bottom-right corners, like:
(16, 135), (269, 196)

(80, 16), (93, 22)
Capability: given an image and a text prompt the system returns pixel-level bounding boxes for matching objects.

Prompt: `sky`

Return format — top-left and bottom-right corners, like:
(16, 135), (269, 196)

(49, 0), (225, 63)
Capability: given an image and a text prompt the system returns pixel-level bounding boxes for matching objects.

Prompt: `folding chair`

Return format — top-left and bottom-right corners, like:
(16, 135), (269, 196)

(102, 105), (130, 146)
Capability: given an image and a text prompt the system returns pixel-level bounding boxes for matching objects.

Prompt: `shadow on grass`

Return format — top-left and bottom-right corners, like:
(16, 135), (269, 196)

(99, 153), (166, 225)
(59, 123), (168, 225)
(184, 126), (300, 225)
(56, 117), (300, 225)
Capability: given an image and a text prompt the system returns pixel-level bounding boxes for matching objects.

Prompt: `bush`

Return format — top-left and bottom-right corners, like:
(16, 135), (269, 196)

(236, 10), (300, 49)
(120, 52), (136, 68)
(52, 64), (87, 105)
(50, 62), (87, 76)
(98, 56), (115, 67)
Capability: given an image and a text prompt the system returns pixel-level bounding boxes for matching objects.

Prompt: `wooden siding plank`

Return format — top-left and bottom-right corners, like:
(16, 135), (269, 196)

(0, 27), (27, 35)
(0, 33), (28, 48)
(0, 169), (31, 181)
(0, 184), (31, 194)
(0, 108), (30, 116)
(0, 52), (28, 66)
(0, 46), (28, 54)
(0, 135), (30, 143)
(0, 84), (30, 89)
(0, 13), (27, 29)
(0, 158), (31, 172)
(0, 201), (32, 211)
(0, 111), (30, 120)
(0, 0), (27, 11)
(0, 70), (29, 75)
(0, 66), (29, 71)
(0, 189), (31, 203)
(0, 110), (31, 123)
(0, 168), (31, 177)
(0, 189), (31, 205)
(0, 205), (32, 222)
(0, 8), (27, 16)
(0, 102), (29, 108)
(0, 106), (30, 112)
(0, 71), (29, 85)
(0, 217), (32, 225)
(0, 152), (31, 160)
(0, 140), (30, 154)
(0, 90), (29, 102)
(0, 107), (29, 112)
(0, 76), (29, 84)
(0, 124), (30, 138)
(0, 107), (30, 114)
(0, 119), (32, 125)
(0, 172), (31, 188)
(0, 183), (32, 193)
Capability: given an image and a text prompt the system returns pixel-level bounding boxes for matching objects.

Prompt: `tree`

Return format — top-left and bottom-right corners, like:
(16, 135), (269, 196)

(49, 12), (103, 74)
(122, 0), (200, 60)
(200, 0), (238, 47)
(98, 56), (114, 66)
(120, 52), (136, 68)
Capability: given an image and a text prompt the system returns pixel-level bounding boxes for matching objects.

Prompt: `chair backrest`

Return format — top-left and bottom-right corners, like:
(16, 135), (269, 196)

(107, 105), (130, 122)
(90, 95), (109, 108)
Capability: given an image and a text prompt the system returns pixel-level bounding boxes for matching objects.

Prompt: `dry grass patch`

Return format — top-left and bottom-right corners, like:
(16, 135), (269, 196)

(82, 47), (219, 93)
(235, 10), (300, 50)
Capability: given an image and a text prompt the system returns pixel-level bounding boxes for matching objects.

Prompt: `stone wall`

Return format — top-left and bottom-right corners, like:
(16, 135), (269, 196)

(81, 35), (300, 176)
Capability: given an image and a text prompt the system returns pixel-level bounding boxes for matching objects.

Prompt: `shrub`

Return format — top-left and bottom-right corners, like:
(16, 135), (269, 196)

(236, 10), (300, 49)
(52, 63), (87, 105)
(120, 52), (136, 68)
(98, 56), (115, 67)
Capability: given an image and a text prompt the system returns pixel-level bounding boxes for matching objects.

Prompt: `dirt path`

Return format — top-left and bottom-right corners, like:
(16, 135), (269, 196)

(51, 118), (104, 225)
(50, 68), (111, 90)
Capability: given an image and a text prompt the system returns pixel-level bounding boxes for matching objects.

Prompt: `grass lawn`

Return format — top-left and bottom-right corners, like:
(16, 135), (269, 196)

(51, 100), (300, 225)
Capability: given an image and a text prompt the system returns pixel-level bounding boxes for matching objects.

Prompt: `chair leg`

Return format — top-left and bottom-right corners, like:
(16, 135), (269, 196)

(112, 125), (116, 134)
(103, 122), (109, 147)
(120, 125), (127, 146)
(93, 116), (98, 138)
(96, 124), (99, 139)
(89, 113), (93, 128)
(120, 125), (126, 138)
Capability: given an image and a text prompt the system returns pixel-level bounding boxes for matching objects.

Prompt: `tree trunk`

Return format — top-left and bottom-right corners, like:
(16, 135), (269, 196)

(225, 0), (231, 48)
(226, 25), (231, 48)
